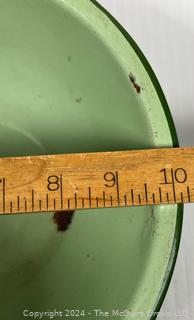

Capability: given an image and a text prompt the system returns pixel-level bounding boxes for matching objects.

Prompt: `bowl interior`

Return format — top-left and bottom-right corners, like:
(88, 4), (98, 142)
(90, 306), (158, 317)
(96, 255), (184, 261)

(0, 1), (179, 319)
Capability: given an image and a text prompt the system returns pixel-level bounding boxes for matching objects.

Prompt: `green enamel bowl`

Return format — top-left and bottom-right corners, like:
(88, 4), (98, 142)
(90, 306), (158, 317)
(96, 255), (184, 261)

(0, 0), (183, 319)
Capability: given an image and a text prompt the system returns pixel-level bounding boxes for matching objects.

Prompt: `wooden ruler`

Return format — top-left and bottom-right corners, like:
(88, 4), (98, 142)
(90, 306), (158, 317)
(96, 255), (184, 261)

(0, 146), (193, 215)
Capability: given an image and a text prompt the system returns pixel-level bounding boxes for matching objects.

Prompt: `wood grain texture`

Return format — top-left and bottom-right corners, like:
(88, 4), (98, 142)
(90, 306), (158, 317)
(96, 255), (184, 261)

(0, 147), (193, 215)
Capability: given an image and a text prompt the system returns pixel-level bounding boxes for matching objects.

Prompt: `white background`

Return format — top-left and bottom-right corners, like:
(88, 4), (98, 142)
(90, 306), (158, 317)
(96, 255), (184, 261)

(98, 0), (194, 318)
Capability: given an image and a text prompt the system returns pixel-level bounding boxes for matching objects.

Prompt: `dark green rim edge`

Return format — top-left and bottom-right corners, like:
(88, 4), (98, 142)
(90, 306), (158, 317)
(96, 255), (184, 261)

(89, 1), (183, 319)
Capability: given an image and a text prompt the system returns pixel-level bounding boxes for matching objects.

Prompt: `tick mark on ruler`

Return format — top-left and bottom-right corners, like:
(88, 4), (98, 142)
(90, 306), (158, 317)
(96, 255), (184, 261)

(74, 193), (77, 209)
(110, 195), (113, 206)
(144, 183), (148, 204)
(24, 198), (27, 212)
(171, 169), (176, 202)
(53, 198), (56, 210)
(103, 191), (106, 207)
(2, 178), (5, 213)
(17, 196), (20, 212)
(82, 197), (85, 208)
(115, 172), (120, 206)
(88, 187), (92, 208)
(187, 186), (191, 202)
(60, 175), (63, 209)
(131, 189), (134, 205)
(46, 194), (49, 211)
(124, 195), (127, 206)
(159, 187), (162, 203)
(67, 198), (70, 210)
(39, 199), (42, 211)
(32, 190), (35, 212)
(10, 201), (13, 214)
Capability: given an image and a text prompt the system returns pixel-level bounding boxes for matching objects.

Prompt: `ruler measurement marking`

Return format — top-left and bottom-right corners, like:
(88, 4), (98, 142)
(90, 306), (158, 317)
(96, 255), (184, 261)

(46, 194), (49, 211)
(144, 183), (148, 204)
(67, 198), (70, 210)
(2, 182), (191, 212)
(171, 169), (176, 202)
(110, 195), (113, 206)
(24, 199), (27, 212)
(82, 197), (85, 209)
(124, 195), (127, 206)
(187, 186), (191, 202)
(39, 199), (42, 211)
(131, 189), (134, 205)
(103, 191), (106, 207)
(74, 193), (77, 209)
(60, 175), (63, 209)
(88, 187), (92, 208)
(159, 187), (162, 203)
(17, 195), (20, 212)
(115, 171), (120, 206)
(1, 148), (194, 214)
(2, 178), (5, 213)
(10, 201), (13, 213)
(53, 198), (56, 210)
(32, 189), (35, 212)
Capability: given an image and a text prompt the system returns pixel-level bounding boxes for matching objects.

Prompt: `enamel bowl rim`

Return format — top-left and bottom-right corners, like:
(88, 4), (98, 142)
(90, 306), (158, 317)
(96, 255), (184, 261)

(89, 0), (183, 318)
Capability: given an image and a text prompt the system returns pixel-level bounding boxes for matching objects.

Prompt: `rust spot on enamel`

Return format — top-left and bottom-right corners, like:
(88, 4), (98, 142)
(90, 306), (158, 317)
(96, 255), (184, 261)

(129, 74), (141, 94)
(53, 210), (74, 232)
